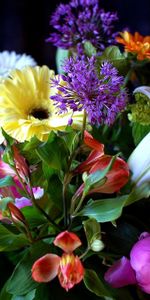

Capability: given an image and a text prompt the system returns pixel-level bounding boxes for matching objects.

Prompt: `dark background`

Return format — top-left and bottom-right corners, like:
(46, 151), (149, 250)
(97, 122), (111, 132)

(0, 0), (150, 70)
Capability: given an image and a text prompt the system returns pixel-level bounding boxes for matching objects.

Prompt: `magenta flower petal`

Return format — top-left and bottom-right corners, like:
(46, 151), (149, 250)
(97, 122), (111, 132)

(104, 256), (136, 288)
(130, 236), (150, 272)
(15, 197), (32, 209)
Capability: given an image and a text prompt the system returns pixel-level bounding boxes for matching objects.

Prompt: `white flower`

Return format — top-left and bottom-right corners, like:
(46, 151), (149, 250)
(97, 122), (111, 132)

(0, 51), (36, 80)
(128, 133), (150, 186)
(133, 86), (150, 98)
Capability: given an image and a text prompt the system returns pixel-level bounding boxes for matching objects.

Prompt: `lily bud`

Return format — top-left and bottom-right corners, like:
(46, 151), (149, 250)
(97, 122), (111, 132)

(91, 239), (105, 252)
(7, 202), (26, 224)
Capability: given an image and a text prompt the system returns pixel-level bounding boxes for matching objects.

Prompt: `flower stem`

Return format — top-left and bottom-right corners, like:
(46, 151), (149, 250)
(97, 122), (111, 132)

(81, 110), (87, 141)
(28, 180), (61, 232)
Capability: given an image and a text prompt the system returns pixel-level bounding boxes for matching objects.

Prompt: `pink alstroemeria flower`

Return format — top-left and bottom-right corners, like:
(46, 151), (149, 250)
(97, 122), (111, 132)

(32, 231), (84, 291)
(75, 131), (129, 194)
(104, 232), (150, 294)
(0, 152), (44, 208)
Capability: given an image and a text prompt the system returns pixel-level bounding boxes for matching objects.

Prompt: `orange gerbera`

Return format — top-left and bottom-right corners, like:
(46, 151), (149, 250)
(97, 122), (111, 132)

(116, 31), (150, 60)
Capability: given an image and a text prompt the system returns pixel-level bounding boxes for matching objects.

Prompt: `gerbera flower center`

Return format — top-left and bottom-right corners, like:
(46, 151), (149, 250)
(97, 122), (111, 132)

(30, 108), (50, 120)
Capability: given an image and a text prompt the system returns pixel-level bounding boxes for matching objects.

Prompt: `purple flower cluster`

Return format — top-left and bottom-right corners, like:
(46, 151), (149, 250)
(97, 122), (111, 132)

(47, 0), (118, 52)
(50, 56), (128, 126)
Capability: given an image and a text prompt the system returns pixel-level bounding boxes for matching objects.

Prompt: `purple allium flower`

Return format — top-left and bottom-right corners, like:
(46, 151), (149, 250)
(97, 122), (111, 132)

(47, 0), (118, 52)
(50, 56), (128, 126)
(104, 232), (150, 294)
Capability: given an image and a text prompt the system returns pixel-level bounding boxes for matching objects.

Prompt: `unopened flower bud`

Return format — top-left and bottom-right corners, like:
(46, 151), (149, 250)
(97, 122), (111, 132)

(91, 239), (105, 252)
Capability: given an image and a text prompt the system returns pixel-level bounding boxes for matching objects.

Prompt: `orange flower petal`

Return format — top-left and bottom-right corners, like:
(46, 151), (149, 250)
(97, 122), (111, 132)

(32, 254), (60, 282)
(54, 231), (82, 253)
(58, 253), (84, 291)
(75, 131), (104, 173)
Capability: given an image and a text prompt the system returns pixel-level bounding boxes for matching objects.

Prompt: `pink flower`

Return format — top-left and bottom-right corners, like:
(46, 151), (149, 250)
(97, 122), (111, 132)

(0, 151), (44, 208)
(104, 232), (150, 294)
(32, 231), (84, 291)
(75, 131), (129, 194)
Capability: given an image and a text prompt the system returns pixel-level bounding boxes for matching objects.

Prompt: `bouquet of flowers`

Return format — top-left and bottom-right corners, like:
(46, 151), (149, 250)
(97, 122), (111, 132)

(0, 1), (150, 299)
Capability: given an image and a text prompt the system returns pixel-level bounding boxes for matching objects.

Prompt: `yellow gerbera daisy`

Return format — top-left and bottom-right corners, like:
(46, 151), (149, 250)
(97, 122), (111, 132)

(0, 66), (84, 142)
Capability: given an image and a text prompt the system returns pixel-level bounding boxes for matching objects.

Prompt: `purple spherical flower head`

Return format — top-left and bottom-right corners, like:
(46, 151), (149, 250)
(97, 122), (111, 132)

(50, 56), (128, 126)
(47, 0), (118, 52)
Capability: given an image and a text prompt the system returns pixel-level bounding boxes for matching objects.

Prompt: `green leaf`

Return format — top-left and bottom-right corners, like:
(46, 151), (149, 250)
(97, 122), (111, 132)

(84, 269), (114, 299)
(56, 48), (68, 74)
(0, 224), (29, 251)
(46, 175), (63, 211)
(132, 122), (150, 145)
(0, 176), (15, 188)
(83, 218), (101, 246)
(36, 132), (68, 171)
(11, 290), (35, 300)
(77, 182), (150, 222)
(0, 280), (12, 300)
(21, 206), (46, 229)
(96, 46), (130, 75)
(19, 136), (42, 165)
(125, 182), (150, 206)
(84, 41), (97, 57)
(6, 241), (52, 295)
(33, 284), (50, 300)
(83, 155), (117, 195)
(77, 196), (127, 222)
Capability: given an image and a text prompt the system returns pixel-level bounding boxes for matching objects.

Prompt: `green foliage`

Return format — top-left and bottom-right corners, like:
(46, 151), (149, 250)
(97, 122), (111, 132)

(0, 225), (29, 251)
(36, 132), (69, 171)
(6, 241), (52, 296)
(84, 269), (114, 299)
(77, 183), (150, 222)
(132, 122), (150, 145)
(84, 41), (97, 57)
(96, 46), (130, 75)
(83, 218), (101, 246)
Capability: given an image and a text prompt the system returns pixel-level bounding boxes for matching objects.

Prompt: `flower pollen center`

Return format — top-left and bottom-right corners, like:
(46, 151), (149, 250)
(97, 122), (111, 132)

(30, 108), (49, 120)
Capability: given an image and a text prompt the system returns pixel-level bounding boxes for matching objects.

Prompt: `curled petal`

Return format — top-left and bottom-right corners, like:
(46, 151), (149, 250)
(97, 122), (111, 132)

(32, 254), (60, 283)
(90, 156), (129, 193)
(54, 231), (82, 253)
(58, 253), (84, 291)
(130, 236), (150, 272)
(104, 256), (136, 288)
(84, 131), (104, 154)
(75, 131), (104, 174)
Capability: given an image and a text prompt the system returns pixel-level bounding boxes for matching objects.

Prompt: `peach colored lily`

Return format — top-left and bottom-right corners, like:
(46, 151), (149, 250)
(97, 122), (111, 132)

(32, 231), (84, 291)
(75, 131), (129, 194)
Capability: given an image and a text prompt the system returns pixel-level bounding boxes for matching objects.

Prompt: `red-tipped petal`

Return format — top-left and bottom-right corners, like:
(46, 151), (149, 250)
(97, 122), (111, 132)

(7, 202), (26, 223)
(84, 131), (104, 153)
(54, 231), (82, 253)
(75, 131), (104, 174)
(32, 254), (60, 283)
(89, 155), (129, 194)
